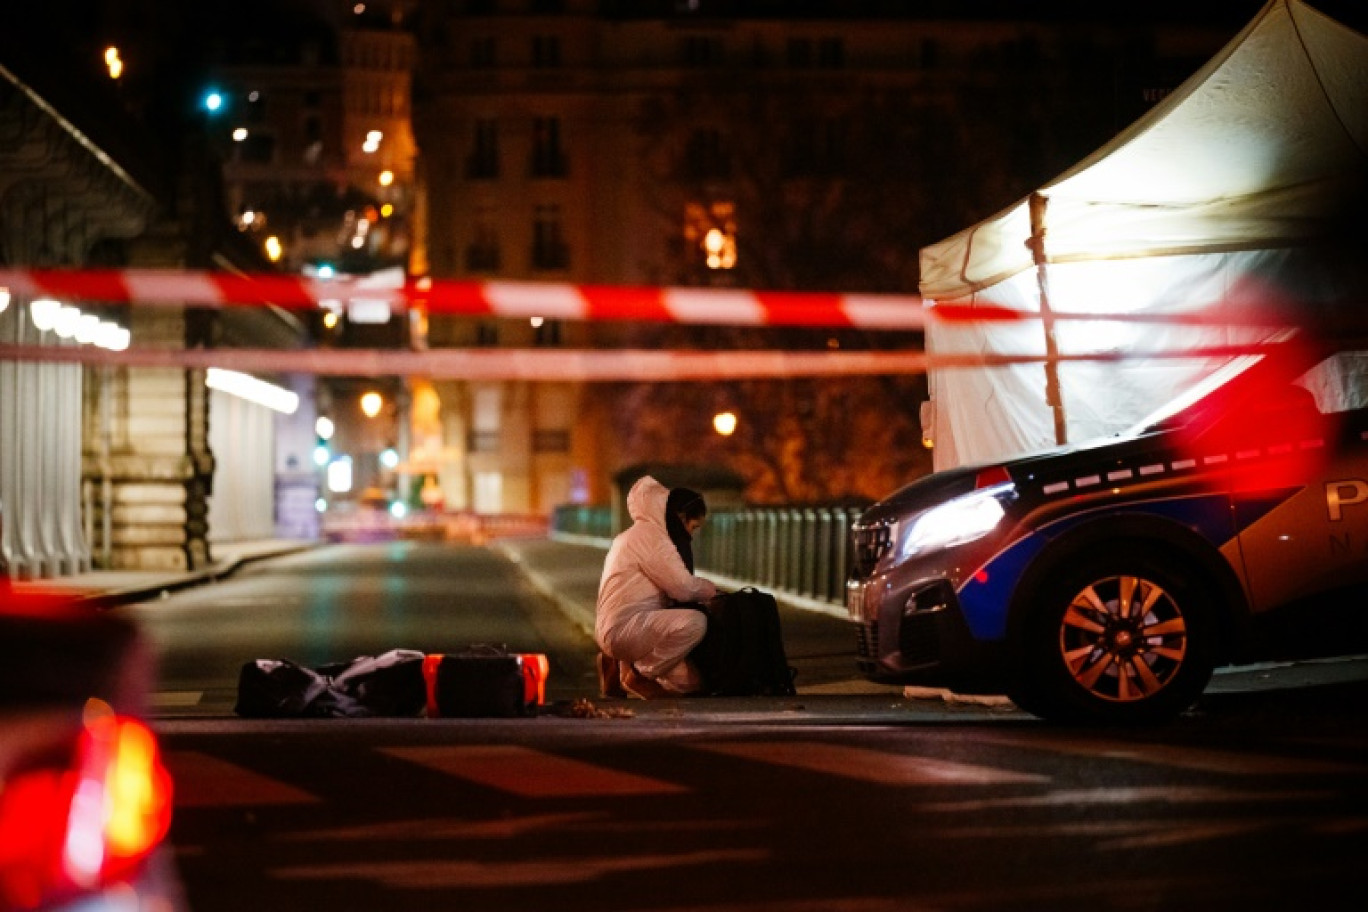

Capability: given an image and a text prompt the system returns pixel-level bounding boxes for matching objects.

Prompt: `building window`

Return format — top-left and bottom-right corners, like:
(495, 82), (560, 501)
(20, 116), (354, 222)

(684, 128), (730, 180)
(531, 117), (567, 178)
(245, 93), (266, 124)
(920, 39), (940, 68)
(532, 35), (561, 68)
(466, 217), (500, 272)
(818, 37), (845, 68)
(471, 36), (496, 68)
(683, 35), (722, 66)
(532, 205), (569, 271)
(787, 116), (846, 176)
(787, 38), (813, 67)
(533, 429), (570, 453)
(476, 322), (499, 346)
(468, 118), (499, 179)
(533, 318), (562, 347)
(468, 431), (501, 453)
(240, 133), (276, 164)
(684, 200), (737, 270)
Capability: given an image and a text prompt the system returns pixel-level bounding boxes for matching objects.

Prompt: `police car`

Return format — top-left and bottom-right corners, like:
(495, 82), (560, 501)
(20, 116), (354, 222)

(848, 341), (1368, 723)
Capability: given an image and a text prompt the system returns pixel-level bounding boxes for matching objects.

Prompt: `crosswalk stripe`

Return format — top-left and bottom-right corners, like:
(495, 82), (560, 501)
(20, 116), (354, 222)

(380, 745), (689, 798)
(692, 741), (1047, 786)
(164, 750), (320, 807)
(964, 733), (1367, 776)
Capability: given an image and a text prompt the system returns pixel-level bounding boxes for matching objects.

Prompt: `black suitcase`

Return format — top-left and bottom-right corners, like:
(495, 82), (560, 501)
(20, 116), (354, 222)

(423, 645), (534, 718)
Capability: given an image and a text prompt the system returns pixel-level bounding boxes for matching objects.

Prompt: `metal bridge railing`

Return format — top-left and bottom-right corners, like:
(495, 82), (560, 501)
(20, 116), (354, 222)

(551, 502), (867, 607)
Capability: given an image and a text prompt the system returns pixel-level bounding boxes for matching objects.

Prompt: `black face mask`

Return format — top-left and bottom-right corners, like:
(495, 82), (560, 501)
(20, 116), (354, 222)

(665, 510), (695, 574)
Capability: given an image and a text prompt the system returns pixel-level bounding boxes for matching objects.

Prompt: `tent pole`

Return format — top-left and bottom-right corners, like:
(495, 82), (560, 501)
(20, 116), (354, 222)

(1028, 192), (1068, 445)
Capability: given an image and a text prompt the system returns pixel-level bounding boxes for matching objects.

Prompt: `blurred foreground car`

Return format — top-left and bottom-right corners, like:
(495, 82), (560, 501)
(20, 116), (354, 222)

(849, 340), (1368, 723)
(0, 590), (180, 911)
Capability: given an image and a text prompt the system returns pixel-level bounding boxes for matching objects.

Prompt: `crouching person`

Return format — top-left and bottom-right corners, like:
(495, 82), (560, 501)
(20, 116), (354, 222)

(595, 476), (716, 699)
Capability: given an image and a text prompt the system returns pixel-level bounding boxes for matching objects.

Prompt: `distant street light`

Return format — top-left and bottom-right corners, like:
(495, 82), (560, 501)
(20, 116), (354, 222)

(104, 47), (123, 80)
(203, 91), (224, 113)
(361, 392), (383, 418)
(264, 236), (283, 262)
(713, 411), (738, 436)
(378, 170), (394, 187)
(232, 127), (248, 142)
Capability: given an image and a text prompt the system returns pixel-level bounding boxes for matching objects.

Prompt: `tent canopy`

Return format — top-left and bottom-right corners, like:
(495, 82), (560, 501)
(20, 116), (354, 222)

(921, 0), (1368, 301)
(918, 0), (1368, 471)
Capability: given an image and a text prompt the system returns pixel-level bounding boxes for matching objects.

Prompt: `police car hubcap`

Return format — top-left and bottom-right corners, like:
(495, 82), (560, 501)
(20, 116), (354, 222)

(1059, 575), (1188, 703)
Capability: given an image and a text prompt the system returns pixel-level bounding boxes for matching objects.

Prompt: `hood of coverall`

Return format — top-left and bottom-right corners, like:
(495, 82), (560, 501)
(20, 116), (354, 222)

(626, 475), (669, 531)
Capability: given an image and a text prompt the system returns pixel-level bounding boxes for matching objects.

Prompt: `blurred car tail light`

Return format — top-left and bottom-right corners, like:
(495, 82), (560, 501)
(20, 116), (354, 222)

(0, 700), (172, 910)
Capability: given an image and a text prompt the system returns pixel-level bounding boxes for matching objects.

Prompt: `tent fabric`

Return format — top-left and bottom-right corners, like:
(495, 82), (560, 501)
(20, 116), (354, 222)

(919, 0), (1368, 471)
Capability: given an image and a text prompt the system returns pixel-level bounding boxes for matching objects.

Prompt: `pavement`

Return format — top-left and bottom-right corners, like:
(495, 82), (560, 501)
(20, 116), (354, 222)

(8, 532), (1368, 716)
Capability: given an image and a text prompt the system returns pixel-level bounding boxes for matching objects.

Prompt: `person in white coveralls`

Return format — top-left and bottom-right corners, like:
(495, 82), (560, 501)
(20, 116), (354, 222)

(594, 475), (716, 699)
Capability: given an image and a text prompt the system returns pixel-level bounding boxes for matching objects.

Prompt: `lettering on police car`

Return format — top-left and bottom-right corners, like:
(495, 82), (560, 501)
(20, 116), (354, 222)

(1326, 479), (1368, 522)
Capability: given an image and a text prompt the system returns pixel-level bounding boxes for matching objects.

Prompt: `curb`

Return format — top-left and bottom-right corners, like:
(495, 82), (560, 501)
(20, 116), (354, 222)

(75, 543), (318, 610)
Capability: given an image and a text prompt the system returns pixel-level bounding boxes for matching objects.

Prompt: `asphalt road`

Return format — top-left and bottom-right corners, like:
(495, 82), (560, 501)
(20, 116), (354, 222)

(126, 542), (1368, 911)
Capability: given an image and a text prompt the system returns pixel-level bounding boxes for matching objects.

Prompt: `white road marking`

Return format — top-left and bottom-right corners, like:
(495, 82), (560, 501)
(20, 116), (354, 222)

(380, 745), (688, 797)
(693, 740), (1047, 786)
(164, 750), (320, 807)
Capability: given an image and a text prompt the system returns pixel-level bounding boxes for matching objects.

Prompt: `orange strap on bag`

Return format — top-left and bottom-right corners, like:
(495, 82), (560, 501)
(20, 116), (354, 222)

(422, 654), (444, 718)
(518, 653), (549, 706)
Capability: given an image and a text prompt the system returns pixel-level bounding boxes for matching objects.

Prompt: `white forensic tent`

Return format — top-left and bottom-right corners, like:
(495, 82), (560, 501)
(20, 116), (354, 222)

(918, 0), (1368, 471)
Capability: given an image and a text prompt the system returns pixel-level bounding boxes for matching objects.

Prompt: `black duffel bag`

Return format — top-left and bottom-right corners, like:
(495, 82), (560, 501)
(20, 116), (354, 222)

(689, 588), (797, 697)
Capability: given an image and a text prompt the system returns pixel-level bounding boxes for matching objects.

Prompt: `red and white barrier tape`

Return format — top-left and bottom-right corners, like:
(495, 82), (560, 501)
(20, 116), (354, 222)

(0, 342), (1287, 381)
(0, 268), (1294, 330)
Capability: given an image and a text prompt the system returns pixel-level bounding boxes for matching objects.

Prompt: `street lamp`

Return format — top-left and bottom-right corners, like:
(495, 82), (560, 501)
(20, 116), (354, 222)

(360, 392), (383, 418)
(713, 411), (738, 436)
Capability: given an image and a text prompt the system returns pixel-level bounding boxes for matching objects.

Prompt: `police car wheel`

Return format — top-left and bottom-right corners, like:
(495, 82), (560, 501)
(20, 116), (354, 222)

(1012, 552), (1217, 724)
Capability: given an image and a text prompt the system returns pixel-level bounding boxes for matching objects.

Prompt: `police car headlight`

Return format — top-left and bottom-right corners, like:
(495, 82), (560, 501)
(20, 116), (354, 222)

(896, 483), (1013, 560)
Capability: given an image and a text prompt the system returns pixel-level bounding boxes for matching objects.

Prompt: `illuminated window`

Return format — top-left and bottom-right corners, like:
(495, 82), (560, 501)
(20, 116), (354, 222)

(684, 201), (737, 270)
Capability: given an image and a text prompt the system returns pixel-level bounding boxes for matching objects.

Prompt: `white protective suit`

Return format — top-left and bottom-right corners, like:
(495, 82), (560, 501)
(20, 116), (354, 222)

(596, 475), (717, 693)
